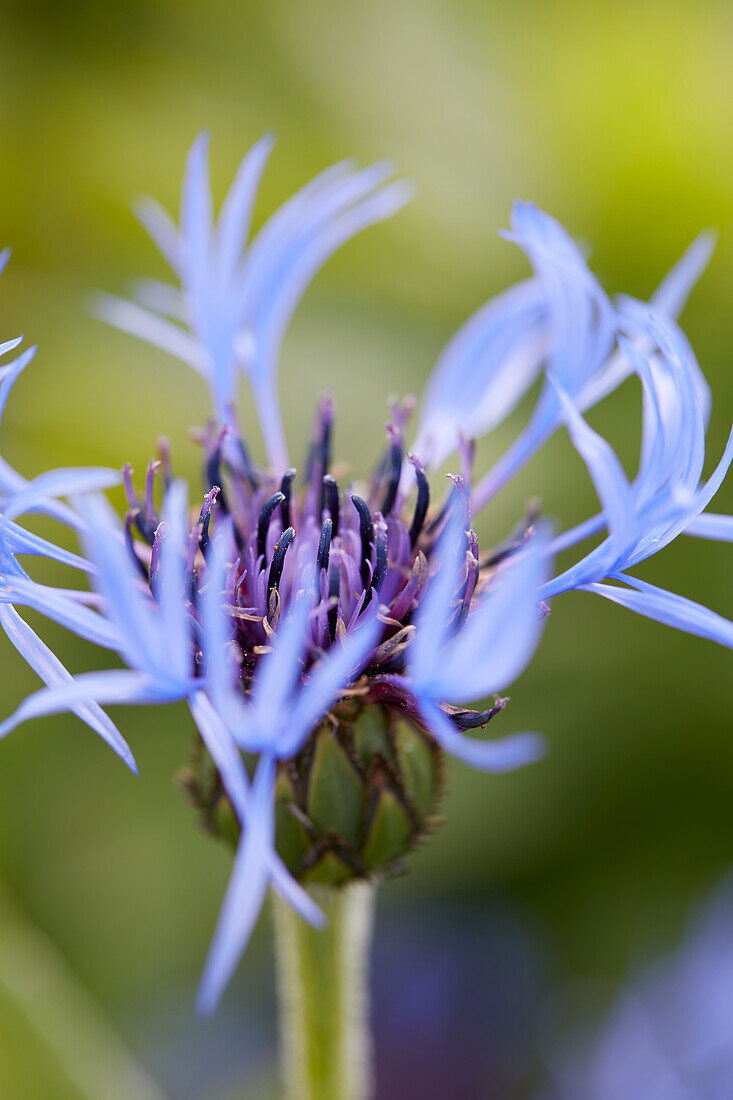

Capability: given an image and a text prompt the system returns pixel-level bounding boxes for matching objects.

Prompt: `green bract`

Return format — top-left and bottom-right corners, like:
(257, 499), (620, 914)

(181, 702), (444, 885)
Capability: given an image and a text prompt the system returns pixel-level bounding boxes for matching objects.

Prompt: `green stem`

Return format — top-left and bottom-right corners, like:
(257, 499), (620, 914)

(273, 882), (376, 1100)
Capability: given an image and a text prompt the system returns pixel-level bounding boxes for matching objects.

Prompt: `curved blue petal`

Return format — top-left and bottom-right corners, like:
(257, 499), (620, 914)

(585, 576), (733, 648)
(196, 754), (275, 1015)
(418, 699), (545, 772)
(685, 512), (733, 541)
(0, 604), (136, 771)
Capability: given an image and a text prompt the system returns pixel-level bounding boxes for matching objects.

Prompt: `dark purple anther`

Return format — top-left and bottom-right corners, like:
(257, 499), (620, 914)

(317, 517), (333, 576)
(322, 474), (340, 537)
(305, 394), (334, 487)
(157, 436), (173, 489)
(280, 468), (297, 529)
(205, 435), (229, 514)
(124, 510), (148, 581)
(268, 526), (295, 597)
(149, 521), (165, 596)
(327, 560), (340, 641)
(380, 428), (402, 516)
(408, 455), (430, 548)
(257, 491), (285, 562)
(351, 494), (374, 591)
(144, 459), (160, 527)
(122, 463), (137, 511)
(198, 486), (220, 554)
(372, 519), (388, 594)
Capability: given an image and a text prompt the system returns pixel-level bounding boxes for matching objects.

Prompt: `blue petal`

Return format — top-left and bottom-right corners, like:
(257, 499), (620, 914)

(196, 754), (275, 1014)
(77, 494), (161, 667)
(586, 576), (733, 647)
(251, 587), (313, 730)
(94, 294), (210, 377)
(158, 481), (191, 681)
(0, 574), (120, 649)
(4, 467), (120, 522)
(133, 195), (182, 274)
(409, 497), (469, 681)
(577, 232), (715, 417)
(501, 201), (616, 393)
(685, 512), (733, 541)
(471, 204), (618, 509)
(541, 382), (634, 597)
(0, 346), (36, 425)
(0, 669), (159, 742)
(181, 131), (214, 311)
(417, 699), (545, 772)
(435, 524), (551, 702)
(2, 519), (94, 571)
(201, 525), (255, 746)
(650, 230), (716, 319)
(0, 336), (23, 358)
(0, 604), (137, 771)
(412, 278), (546, 469)
(189, 691), (325, 929)
(217, 132), (276, 281)
(276, 604), (382, 758)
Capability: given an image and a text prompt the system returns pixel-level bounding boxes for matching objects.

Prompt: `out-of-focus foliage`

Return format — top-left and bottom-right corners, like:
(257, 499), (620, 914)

(0, 1), (732, 1095)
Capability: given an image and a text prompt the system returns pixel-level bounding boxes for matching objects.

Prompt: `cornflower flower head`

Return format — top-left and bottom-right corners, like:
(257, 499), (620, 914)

(0, 134), (731, 1013)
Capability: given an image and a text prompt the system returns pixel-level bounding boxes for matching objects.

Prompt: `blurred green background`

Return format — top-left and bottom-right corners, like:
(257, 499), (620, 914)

(1, 0), (732, 1096)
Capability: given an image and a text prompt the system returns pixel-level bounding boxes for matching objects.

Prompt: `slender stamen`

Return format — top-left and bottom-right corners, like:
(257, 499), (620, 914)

(205, 440), (229, 514)
(280, 468), (297, 529)
(122, 463), (137, 511)
(408, 456), (430, 548)
(198, 486), (220, 554)
(124, 510), (148, 581)
(268, 526), (295, 597)
(305, 395), (334, 487)
(322, 474), (340, 537)
(149, 521), (165, 596)
(145, 459), (161, 527)
(157, 437), (173, 489)
(456, 531), (479, 629)
(328, 560), (340, 641)
(372, 519), (388, 594)
(380, 434), (402, 516)
(317, 517), (333, 576)
(361, 515), (387, 613)
(351, 495), (374, 591)
(223, 402), (258, 491)
(257, 491), (285, 562)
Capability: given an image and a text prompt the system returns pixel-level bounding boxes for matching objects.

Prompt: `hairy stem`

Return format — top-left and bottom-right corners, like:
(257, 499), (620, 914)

(273, 882), (376, 1100)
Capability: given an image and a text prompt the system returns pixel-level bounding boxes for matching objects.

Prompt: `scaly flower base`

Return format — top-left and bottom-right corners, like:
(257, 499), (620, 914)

(273, 882), (376, 1100)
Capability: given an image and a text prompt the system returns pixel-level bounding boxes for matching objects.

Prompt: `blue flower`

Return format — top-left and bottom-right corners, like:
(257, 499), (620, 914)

(97, 132), (412, 470)
(0, 137), (730, 1012)
(541, 306), (733, 645)
(411, 201), (714, 505)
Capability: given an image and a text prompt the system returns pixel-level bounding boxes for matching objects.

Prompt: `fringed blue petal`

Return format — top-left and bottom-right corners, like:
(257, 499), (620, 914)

(4, 467), (120, 523)
(189, 691), (325, 929)
(100, 134), (410, 471)
(157, 480), (191, 681)
(412, 278), (546, 469)
(196, 754), (275, 1015)
(685, 512), (733, 541)
(585, 576), (733, 648)
(276, 603), (382, 758)
(0, 604), (137, 771)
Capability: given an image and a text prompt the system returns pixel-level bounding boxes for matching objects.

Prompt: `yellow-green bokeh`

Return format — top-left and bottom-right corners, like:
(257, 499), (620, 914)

(1, 1), (732, 1095)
